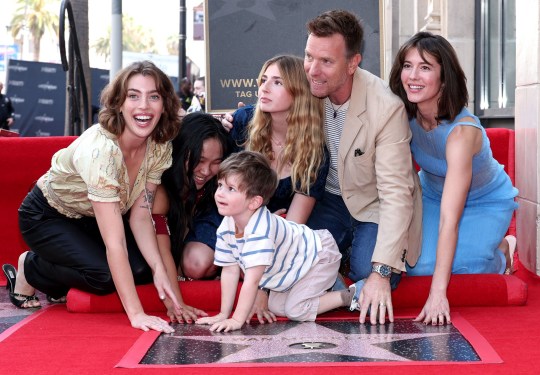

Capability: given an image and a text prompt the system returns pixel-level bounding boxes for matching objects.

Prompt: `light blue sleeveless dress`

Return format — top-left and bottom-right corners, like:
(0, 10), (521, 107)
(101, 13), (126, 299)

(406, 108), (518, 276)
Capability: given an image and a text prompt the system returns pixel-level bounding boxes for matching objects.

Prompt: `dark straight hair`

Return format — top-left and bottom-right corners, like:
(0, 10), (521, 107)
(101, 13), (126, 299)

(389, 31), (468, 122)
(161, 112), (233, 261)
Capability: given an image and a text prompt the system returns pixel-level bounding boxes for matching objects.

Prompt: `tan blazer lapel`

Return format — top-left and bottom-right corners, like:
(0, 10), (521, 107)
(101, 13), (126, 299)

(339, 69), (367, 163)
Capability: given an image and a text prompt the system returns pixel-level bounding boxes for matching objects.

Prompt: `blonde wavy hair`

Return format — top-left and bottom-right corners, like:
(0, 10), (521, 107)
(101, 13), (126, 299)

(245, 55), (325, 195)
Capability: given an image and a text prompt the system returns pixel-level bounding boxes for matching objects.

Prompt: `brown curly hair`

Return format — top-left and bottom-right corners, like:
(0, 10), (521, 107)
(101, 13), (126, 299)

(98, 60), (180, 143)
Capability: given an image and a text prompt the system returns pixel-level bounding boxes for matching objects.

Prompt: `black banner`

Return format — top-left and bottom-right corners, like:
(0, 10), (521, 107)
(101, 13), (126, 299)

(205, 0), (381, 113)
(5, 59), (109, 137)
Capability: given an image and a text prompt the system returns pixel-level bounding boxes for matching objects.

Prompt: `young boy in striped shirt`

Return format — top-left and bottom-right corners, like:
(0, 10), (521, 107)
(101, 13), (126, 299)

(196, 151), (355, 332)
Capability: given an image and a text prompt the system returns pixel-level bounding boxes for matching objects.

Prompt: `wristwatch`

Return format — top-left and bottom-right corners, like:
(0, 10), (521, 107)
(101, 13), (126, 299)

(371, 264), (392, 278)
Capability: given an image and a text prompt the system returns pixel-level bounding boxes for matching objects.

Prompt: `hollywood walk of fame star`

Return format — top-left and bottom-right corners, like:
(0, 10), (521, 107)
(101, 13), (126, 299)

(141, 320), (479, 364)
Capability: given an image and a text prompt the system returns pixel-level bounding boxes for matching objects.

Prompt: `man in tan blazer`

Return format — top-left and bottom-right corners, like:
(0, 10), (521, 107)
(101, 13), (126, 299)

(304, 10), (422, 324)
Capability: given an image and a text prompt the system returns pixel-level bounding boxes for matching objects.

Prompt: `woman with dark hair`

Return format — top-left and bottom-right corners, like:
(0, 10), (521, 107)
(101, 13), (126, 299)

(2, 61), (203, 333)
(153, 112), (233, 282)
(389, 32), (518, 325)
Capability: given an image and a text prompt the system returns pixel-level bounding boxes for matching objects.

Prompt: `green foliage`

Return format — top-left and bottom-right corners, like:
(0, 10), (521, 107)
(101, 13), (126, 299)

(10, 0), (60, 61)
(166, 34), (179, 55)
(92, 15), (158, 60)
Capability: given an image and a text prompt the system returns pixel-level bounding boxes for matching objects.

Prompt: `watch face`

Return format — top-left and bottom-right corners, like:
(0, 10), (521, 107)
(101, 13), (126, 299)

(374, 265), (391, 277)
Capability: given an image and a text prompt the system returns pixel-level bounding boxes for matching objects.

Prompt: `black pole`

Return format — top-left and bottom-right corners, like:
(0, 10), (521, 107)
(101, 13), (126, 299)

(178, 0), (186, 89)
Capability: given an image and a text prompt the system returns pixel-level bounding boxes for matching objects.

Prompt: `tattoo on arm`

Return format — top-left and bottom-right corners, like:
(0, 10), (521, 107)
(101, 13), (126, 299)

(140, 188), (156, 210)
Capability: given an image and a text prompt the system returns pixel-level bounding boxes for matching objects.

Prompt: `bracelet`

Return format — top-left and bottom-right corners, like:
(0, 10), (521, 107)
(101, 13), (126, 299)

(258, 286), (270, 294)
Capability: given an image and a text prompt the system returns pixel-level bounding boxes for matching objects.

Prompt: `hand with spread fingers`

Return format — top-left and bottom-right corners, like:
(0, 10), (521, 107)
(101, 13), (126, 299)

(196, 312), (228, 326)
(414, 290), (451, 325)
(358, 272), (394, 325)
(130, 312), (175, 334)
(246, 289), (277, 324)
(210, 318), (244, 333)
(165, 299), (208, 324)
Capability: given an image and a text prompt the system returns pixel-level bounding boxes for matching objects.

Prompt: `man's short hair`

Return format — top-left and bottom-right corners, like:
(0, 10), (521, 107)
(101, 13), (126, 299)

(306, 9), (364, 58)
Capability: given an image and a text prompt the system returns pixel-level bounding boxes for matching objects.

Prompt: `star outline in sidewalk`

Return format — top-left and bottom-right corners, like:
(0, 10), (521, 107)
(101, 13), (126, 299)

(141, 320), (477, 364)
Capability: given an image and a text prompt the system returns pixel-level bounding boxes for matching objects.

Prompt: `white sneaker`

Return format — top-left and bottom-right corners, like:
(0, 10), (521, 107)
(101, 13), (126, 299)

(348, 279), (365, 312)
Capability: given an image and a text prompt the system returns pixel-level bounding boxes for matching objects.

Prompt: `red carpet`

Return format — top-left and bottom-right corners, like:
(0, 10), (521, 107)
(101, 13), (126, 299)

(0, 264), (538, 375)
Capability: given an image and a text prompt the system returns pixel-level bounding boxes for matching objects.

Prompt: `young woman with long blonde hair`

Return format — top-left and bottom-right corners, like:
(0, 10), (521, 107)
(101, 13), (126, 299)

(230, 54), (328, 224)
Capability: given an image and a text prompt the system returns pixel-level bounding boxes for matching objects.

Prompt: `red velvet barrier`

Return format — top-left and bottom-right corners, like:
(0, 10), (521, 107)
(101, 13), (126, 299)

(66, 273), (527, 313)
(393, 274), (527, 308)
(0, 136), (77, 284)
(67, 281), (227, 314)
(485, 128), (516, 236)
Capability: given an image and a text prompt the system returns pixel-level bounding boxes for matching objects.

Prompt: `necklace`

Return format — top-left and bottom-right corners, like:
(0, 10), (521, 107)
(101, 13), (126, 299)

(271, 137), (285, 148)
(329, 99), (349, 118)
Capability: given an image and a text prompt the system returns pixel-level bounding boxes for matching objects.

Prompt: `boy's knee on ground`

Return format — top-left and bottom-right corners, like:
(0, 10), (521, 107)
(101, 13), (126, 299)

(284, 299), (316, 322)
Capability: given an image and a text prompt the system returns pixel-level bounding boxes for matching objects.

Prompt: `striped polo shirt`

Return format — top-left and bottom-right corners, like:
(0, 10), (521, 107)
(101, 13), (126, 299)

(214, 206), (320, 292)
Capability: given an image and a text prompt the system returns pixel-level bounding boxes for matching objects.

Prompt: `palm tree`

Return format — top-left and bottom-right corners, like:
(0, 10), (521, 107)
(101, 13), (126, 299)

(166, 34), (179, 56)
(10, 0), (59, 61)
(93, 15), (158, 61)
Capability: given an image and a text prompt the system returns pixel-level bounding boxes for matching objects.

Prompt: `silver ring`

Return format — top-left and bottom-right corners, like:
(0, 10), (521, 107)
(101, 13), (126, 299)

(160, 295), (166, 300)
(379, 302), (386, 307)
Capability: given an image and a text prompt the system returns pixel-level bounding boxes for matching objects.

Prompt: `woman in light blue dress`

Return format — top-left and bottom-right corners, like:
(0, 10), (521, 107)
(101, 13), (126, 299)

(389, 32), (518, 326)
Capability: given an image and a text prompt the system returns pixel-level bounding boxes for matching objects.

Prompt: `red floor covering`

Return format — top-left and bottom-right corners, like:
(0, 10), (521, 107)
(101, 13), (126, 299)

(0, 267), (538, 375)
